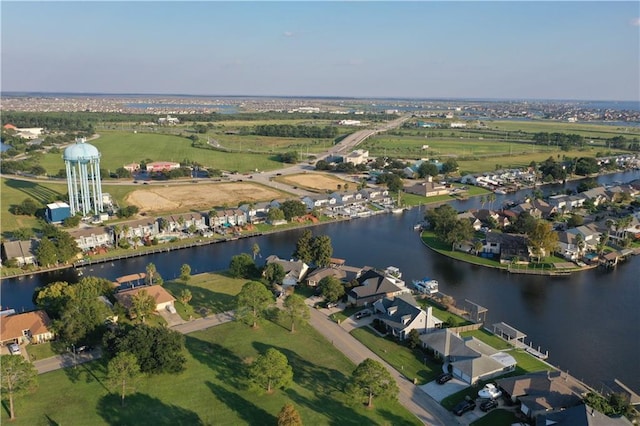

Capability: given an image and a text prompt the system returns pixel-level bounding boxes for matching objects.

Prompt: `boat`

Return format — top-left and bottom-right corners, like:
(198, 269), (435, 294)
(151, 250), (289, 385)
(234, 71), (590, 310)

(391, 207), (404, 214)
(412, 278), (439, 294)
(494, 188), (507, 195)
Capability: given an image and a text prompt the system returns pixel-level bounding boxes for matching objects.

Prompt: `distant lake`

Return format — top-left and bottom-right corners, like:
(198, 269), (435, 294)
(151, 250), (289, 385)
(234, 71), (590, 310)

(0, 142), (12, 152)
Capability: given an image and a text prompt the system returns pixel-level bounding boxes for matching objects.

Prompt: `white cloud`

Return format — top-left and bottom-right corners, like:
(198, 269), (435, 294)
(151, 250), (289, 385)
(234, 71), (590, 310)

(632, 17), (640, 27)
(283, 31), (295, 37)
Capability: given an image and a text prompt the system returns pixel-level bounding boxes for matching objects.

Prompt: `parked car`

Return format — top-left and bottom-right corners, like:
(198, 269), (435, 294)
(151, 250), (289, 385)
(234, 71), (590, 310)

(355, 310), (372, 320)
(8, 343), (21, 355)
(326, 302), (338, 309)
(436, 372), (453, 384)
(453, 396), (476, 416)
(480, 398), (499, 412)
(478, 383), (502, 399)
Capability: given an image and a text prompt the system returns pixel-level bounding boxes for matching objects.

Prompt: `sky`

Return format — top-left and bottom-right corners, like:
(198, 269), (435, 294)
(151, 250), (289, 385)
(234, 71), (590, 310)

(1, 1), (639, 101)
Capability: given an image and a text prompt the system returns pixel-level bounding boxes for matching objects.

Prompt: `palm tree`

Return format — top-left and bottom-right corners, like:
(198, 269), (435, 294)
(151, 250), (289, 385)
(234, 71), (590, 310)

(574, 233), (585, 258)
(112, 224), (121, 247)
(488, 193), (496, 211)
(252, 243), (261, 260)
(122, 225), (130, 247)
(146, 263), (157, 286)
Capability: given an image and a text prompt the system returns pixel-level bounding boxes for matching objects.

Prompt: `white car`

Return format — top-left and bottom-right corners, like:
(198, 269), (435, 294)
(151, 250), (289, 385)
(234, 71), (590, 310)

(478, 383), (502, 399)
(8, 343), (21, 355)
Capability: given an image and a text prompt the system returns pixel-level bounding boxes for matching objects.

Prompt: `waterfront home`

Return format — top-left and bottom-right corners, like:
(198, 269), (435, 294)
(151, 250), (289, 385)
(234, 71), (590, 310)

(510, 202), (542, 219)
(114, 285), (176, 316)
(548, 194), (569, 211)
(404, 177), (449, 197)
(557, 231), (582, 261)
(238, 202), (271, 224)
(161, 212), (207, 233)
(0, 310), (54, 345)
(583, 187), (609, 206)
(531, 199), (557, 219)
(482, 232), (531, 262)
(264, 255), (310, 287)
(301, 195), (334, 210)
(118, 218), (160, 241)
(1, 239), (37, 267)
(358, 188), (391, 205)
(372, 294), (442, 339)
(419, 329), (516, 385)
(535, 404), (633, 426)
(457, 212), (483, 231)
(496, 371), (590, 420)
(68, 227), (114, 252)
(567, 224), (602, 250)
(347, 268), (410, 307)
(208, 209), (247, 229)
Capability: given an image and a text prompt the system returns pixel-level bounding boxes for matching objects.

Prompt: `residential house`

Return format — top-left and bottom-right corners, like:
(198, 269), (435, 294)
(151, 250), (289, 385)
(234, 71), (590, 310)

(404, 177), (449, 197)
(372, 294), (442, 339)
(460, 174), (479, 185)
(344, 149), (369, 165)
(347, 268), (409, 307)
(68, 227), (114, 251)
(358, 188), (391, 205)
(306, 263), (364, 287)
(496, 371), (590, 420)
(534, 404), (633, 426)
(119, 218), (160, 242)
(583, 187), (610, 206)
(420, 329), (516, 385)
(239, 202), (271, 224)
(557, 231), (582, 261)
(114, 285), (176, 316)
(531, 199), (557, 219)
(208, 209), (247, 229)
(265, 255), (310, 287)
(482, 232), (531, 262)
(511, 202), (542, 219)
(301, 195), (333, 211)
(548, 194), (569, 212)
(567, 223), (602, 250)
(0, 310), (54, 345)
(161, 212), (207, 233)
(1, 240), (37, 267)
(458, 212), (483, 231)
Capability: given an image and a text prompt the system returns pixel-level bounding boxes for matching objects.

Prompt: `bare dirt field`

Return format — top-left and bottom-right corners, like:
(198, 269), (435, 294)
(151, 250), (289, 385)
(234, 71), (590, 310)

(125, 182), (283, 213)
(278, 173), (351, 192)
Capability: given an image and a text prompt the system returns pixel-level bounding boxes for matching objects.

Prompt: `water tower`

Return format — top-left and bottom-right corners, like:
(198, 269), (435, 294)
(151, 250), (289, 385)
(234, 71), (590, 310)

(63, 137), (104, 216)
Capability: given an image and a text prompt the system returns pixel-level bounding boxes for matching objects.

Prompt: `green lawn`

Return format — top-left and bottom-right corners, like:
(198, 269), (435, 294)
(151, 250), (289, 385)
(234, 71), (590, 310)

(38, 131), (286, 174)
(350, 327), (441, 385)
(416, 299), (471, 326)
(3, 321), (421, 425)
(27, 342), (57, 362)
(420, 231), (507, 269)
(163, 272), (247, 318)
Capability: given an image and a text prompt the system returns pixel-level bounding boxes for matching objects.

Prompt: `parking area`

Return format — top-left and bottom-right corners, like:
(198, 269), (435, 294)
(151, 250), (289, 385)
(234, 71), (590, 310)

(157, 307), (186, 327)
(419, 375), (469, 402)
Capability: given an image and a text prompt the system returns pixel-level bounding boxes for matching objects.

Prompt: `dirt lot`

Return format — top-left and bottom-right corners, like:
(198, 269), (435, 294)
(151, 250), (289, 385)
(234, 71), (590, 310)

(125, 182), (283, 213)
(278, 173), (351, 192)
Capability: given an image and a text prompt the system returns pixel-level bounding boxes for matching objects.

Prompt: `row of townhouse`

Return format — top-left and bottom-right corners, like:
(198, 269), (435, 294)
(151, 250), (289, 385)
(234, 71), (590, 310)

(460, 168), (537, 187)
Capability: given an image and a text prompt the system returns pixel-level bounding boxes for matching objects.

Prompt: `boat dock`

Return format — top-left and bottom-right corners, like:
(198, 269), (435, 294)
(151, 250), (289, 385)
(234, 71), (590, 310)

(491, 322), (549, 359)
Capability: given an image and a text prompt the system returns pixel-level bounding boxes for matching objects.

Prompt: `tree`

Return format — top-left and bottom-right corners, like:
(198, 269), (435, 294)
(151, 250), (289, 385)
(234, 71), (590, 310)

(282, 294), (309, 333)
(263, 262), (285, 286)
(54, 231), (80, 263)
(145, 263), (157, 285)
(567, 214), (584, 228)
(236, 281), (274, 328)
(107, 352), (140, 407)
(417, 162), (439, 178)
(36, 237), (58, 267)
(445, 219), (474, 251)
(319, 276), (344, 303)
(248, 348), (293, 393)
(15, 198), (39, 216)
(180, 263), (191, 282)
(406, 329), (421, 349)
(281, 200), (306, 221)
(179, 288), (192, 305)
(12, 227), (34, 240)
(62, 215), (81, 228)
(0, 355), (38, 420)
(131, 289), (155, 323)
(229, 253), (257, 279)
(277, 403), (303, 426)
(292, 230), (313, 263)
(347, 358), (398, 408)
(528, 220), (559, 262)
(252, 243), (261, 260)
(473, 240), (484, 255)
(574, 157), (599, 176)
(268, 207), (285, 222)
(103, 324), (186, 375)
(441, 158), (459, 174)
(311, 235), (333, 267)
(425, 204), (458, 242)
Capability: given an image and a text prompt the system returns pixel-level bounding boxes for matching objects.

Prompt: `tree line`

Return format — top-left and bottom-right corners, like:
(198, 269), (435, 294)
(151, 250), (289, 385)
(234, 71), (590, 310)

(251, 124), (338, 139)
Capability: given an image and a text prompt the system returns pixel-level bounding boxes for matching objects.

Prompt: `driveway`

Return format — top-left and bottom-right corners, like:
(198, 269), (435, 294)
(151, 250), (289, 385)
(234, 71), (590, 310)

(158, 308), (186, 327)
(420, 377), (469, 403)
(307, 302), (459, 426)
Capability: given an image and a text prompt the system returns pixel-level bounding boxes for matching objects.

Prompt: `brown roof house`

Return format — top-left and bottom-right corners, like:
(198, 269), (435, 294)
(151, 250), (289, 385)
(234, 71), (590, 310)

(2, 240), (38, 267)
(114, 285), (176, 317)
(347, 268), (410, 307)
(1, 310), (54, 345)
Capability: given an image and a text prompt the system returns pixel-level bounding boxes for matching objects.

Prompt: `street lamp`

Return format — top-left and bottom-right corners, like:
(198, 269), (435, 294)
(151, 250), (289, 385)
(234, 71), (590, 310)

(71, 343), (77, 369)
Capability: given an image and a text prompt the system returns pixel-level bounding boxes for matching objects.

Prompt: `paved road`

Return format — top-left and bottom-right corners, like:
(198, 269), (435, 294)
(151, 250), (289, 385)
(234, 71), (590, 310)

(307, 304), (458, 426)
(34, 348), (103, 374)
(170, 310), (235, 334)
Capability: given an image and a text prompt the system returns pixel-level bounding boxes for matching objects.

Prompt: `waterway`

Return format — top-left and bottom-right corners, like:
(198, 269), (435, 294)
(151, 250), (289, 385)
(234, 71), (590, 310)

(2, 170), (639, 393)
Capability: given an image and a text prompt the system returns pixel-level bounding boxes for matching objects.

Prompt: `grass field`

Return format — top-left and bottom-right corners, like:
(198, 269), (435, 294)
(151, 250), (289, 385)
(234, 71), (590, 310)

(3, 320), (421, 425)
(350, 327), (441, 385)
(276, 172), (354, 193)
(163, 272), (246, 318)
(38, 131), (286, 174)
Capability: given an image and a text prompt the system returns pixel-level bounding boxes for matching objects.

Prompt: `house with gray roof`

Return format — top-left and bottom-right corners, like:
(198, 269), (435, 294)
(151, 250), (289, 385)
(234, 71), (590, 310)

(265, 255), (309, 287)
(497, 371), (591, 419)
(348, 268), (409, 307)
(372, 294), (442, 339)
(68, 226), (114, 251)
(420, 329), (516, 384)
(1, 240), (37, 266)
(534, 404), (633, 426)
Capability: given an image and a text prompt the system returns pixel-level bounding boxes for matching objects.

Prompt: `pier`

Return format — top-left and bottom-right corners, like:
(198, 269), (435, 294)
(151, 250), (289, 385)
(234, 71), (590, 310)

(491, 322), (549, 359)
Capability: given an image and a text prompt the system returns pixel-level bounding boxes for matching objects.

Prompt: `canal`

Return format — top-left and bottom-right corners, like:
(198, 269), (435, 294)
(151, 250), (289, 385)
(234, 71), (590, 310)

(2, 170), (639, 393)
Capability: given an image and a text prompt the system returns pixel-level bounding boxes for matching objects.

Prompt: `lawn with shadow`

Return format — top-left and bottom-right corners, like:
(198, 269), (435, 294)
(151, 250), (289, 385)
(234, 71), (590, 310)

(164, 272), (246, 318)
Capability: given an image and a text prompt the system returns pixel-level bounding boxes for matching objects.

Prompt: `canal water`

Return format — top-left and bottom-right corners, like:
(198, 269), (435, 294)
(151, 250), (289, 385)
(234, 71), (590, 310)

(2, 170), (639, 393)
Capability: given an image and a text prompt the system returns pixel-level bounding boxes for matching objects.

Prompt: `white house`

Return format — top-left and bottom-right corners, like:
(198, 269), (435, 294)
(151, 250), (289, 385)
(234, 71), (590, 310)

(69, 227), (114, 251)
(373, 294), (442, 339)
(265, 255), (310, 287)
